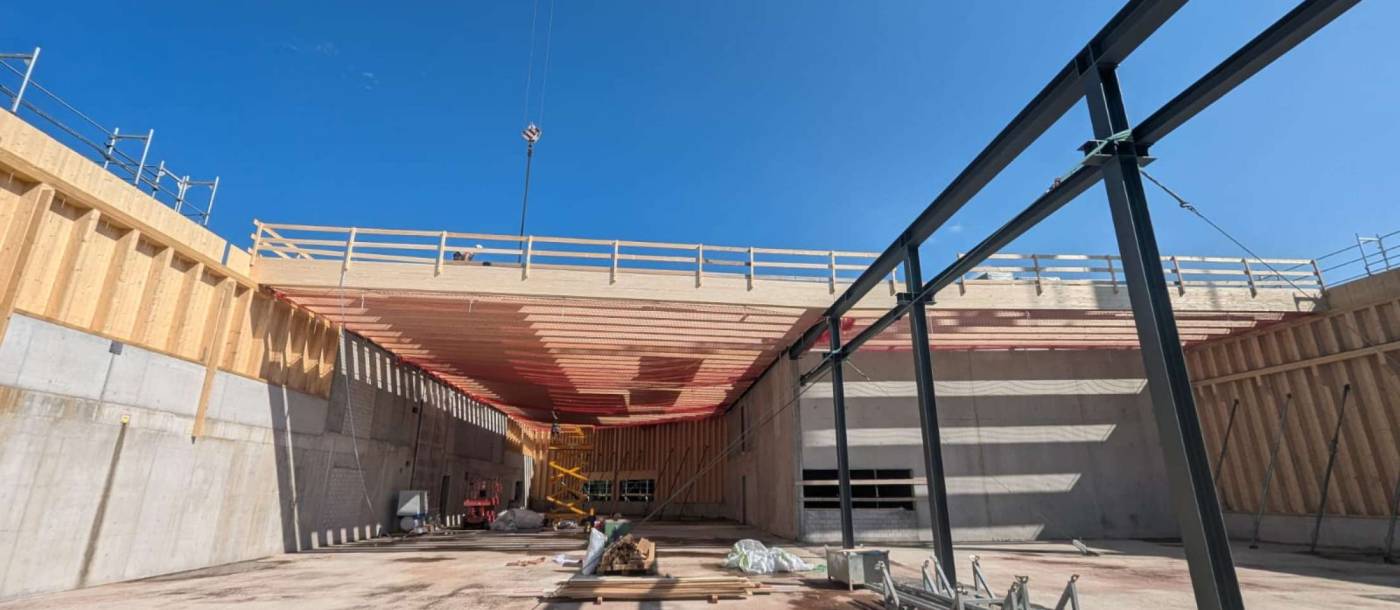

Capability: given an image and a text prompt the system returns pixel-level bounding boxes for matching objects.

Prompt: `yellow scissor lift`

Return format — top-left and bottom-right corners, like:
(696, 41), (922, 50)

(544, 425), (596, 522)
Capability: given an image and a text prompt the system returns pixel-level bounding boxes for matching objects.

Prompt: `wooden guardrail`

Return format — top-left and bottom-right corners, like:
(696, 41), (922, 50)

(251, 222), (1325, 295)
(252, 222), (898, 294)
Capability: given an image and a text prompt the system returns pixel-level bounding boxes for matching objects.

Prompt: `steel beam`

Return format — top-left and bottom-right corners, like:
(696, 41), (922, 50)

(799, 163), (1102, 385)
(788, 0), (1185, 359)
(1084, 63), (1242, 610)
(1135, 0), (1361, 147)
(827, 316), (856, 549)
(903, 245), (956, 582)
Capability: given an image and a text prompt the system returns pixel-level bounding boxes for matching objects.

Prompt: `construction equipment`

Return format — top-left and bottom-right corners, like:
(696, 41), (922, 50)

(826, 547), (891, 591)
(463, 478), (502, 528)
(544, 426), (596, 522)
(873, 554), (1081, 610)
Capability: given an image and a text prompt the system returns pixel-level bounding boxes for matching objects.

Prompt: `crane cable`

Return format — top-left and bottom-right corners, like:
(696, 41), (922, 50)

(517, 0), (556, 243)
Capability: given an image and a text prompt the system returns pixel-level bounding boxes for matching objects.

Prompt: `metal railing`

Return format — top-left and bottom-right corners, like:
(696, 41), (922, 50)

(1303, 229), (1400, 287)
(958, 252), (1324, 295)
(0, 47), (220, 225)
(252, 222), (1322, 295)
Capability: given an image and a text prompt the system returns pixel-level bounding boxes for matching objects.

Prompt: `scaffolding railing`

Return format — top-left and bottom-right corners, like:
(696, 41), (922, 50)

(0, 47), (220, 226)
(958, 252), (1325, 295)
(1299, 229), (1400, 287)
(252, 222), (1322, 296)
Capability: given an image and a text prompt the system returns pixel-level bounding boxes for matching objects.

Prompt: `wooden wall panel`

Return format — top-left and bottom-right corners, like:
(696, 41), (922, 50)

(1189, 291), (1400, 519)
(528, 416), (729, 511)
(0, 179), (340, 405)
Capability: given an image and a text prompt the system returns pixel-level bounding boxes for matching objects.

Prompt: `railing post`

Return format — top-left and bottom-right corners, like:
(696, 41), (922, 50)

(1106, 255), (1119, 294)
(522, 235), (534, 279)
(611, 240), (620, 284)
(133, 129), (154, 186)
(955, 252), (966, 295)
(204, 175), (219, 226)
(102, 127), (119, 169)
(175, 175), (190, 213)
(250, 221), (265, 268)
(342, 227), (358, 273)
(435, 231), (448, 276)
(1031, 254), (1043, 295)
(1310, 259), (1325, 290)
(1171, 255), (1186, 295)
(1356, 233), (1373, 276)
(10, 47), (39, 114)
(746, 246), (755, 291)
(696, 244), (704, 288)
(1242, 258), (1257, 297)
(150, 161), (166, 195)
(828, 250), (837, 294)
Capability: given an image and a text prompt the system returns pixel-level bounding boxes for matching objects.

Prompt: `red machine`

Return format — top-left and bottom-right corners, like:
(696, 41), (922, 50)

(463, 478), (502, 528)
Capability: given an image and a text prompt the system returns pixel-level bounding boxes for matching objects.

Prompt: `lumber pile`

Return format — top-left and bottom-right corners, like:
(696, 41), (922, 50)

(551, 576), (764, 603)
(597, 535), (655, 575)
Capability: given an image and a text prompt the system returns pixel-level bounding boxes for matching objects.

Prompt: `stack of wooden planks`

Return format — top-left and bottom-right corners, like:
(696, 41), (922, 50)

(597, 535), (655, 575)
(551, 576), (764, 603)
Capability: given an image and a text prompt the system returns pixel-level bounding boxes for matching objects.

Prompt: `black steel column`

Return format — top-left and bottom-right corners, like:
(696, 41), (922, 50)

(903, 244), (956, 582)
(1083, 62), (1243, 610)
(827, 315), (856, 549)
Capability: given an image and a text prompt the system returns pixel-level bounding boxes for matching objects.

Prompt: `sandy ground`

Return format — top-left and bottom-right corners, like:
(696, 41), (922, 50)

(2, 521), (1396, 609)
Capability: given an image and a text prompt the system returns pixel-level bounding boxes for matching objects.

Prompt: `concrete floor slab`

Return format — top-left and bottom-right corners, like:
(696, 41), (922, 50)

(1, 521), (1395, 609)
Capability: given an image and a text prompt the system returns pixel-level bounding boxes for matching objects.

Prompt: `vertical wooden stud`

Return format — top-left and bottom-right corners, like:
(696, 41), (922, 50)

(192, 278), (236, 438)
(90, 227), (140, 332)
(47, 206), (101, 321)
(0, 185), (54, 343)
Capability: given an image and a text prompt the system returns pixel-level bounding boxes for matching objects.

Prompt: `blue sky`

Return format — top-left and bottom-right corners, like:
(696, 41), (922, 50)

(4, 1), (1396, 269)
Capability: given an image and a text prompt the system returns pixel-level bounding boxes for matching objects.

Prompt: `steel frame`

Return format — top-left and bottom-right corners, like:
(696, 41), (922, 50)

(789, 2), (1358, 608)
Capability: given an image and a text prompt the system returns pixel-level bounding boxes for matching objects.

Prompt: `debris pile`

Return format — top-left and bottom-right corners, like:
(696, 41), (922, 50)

(597, 534), (656, 575)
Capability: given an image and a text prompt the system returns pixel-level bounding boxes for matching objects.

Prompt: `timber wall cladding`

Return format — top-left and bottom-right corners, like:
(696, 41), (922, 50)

(530, 417), (728, 507)
(0, 173), (337, 403)
(1186, 296), (1400, 519)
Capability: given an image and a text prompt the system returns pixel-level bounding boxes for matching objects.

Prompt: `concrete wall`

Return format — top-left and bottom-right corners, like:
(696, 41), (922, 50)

(0, 314), (522, 600)
(797, 349), (1177, 544)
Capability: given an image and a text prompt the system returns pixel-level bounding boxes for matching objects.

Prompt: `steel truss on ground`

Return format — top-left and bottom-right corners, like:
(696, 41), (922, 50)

(786, 1), (1359, 608)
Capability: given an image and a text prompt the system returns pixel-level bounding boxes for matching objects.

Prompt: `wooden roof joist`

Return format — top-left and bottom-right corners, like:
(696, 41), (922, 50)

(263, 249), (1311, 425)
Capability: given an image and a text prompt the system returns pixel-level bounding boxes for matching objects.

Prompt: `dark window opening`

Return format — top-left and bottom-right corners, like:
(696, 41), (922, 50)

(620, 479), (655, 502)
(583, 480), (612, 502)
(802, 468), (915, 510)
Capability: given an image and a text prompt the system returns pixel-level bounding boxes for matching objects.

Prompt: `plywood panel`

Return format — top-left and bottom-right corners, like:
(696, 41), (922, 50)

(1188, 289), (1400, 519)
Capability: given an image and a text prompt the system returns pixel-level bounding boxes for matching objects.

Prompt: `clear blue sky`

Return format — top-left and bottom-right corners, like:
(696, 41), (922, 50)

(5, 2), (1396, 266)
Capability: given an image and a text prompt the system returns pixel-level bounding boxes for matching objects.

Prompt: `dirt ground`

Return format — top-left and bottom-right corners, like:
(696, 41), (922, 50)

(2, 521), (1396, 609)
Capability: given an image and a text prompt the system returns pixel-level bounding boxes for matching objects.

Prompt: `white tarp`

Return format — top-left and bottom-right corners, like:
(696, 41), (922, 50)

(723, 539), (813, 574)
(489, 508), (546, 531)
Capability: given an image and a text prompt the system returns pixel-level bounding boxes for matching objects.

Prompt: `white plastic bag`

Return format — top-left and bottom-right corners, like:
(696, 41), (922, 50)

(581, 528), (608, 575)
(771, 546), (812, 572)
(723, 539), (812, 574)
